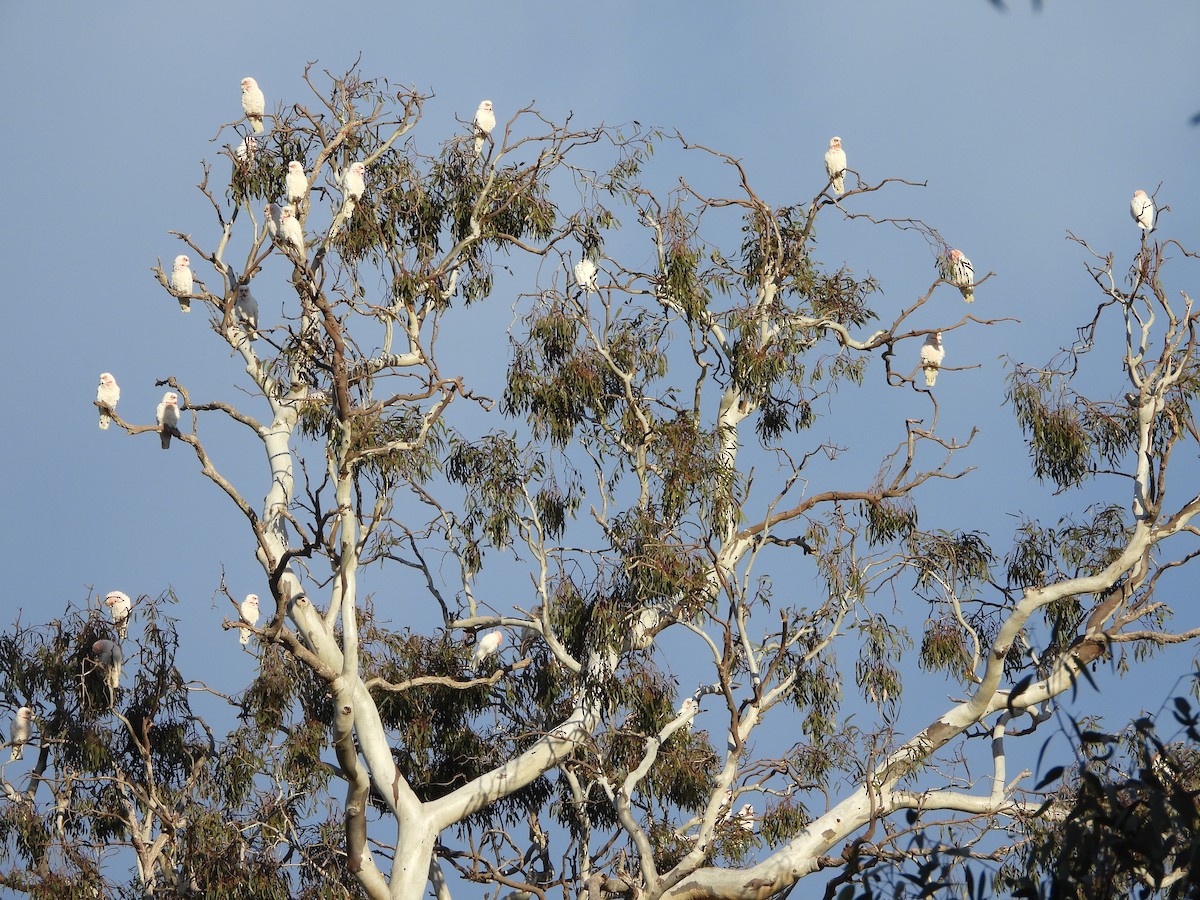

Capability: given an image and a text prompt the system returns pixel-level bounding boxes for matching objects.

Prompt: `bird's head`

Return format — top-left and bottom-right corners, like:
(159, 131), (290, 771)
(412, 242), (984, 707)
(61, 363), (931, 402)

(163, 392), (179, 407)
(480, 100), (493, 112)
(245, 594), (259, 609)
(104, 591), (129, 608)
(99, 373), (115, 386)
(16, 707), (31, 723)
(241, 77), (258, 92)
(829, 136), (842, 149)
(288, 160), (303, 174)
(351, 162), (366, 176)
(1133, 189), (1147, 199)
(173, 255), (190, 269)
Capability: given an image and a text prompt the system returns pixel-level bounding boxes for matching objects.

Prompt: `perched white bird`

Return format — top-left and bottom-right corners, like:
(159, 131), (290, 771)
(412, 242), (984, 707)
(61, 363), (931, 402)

(340, 162), (367, 202)
(279, 205), (305, 257)
(627, 606), (662, 651)
(264, 203), (282, 242)
(9, 707), (31, 761)
(96, 372), (120, 430)
(471, 629), (504, 671)
(942, 249), (975, 303)
(734, 803), (755, 833)
(920, 332), (945, 387)
(169, 255), (193, 313)
(473, 100), (496, 155)
(239, 594), (260, 646)
(234, 285), (259, 342)
(156, 391), (180, 450)
(1131, 189), (1154, 233)
(574, 258), (598, 292)
(678, 697), (699, 731)
(825, 136), (847, 195)
(285, 161), (308, 207)
(92, 640), (122, 690)
(104, 591), (132, 640)
(241, 77), (265, 134)
(235, 136), (257, 164)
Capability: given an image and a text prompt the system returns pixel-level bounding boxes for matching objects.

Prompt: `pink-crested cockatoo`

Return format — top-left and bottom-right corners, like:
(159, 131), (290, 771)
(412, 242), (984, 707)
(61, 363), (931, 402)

(239, 594), (260, 646)
(9, 707), (31, 761)
(92, 640), (122, 690)
(104, 591), (132, 640)
(234, 285), (259, 342)
(920, 332), (945, 387)
(942, 249), (974, 303)
(1131, 189), (1154, 233)
(734, 803), (755, 833)
(279, 205), (305, 257)
(156, 391), (180, 450)
(169, 255), (194, 313)
(340, 162), (367, 202)
(96, 372), (120, 430)
(678, 697), (699, 731)
(264, 203), (281, 242)
(471, 629), (504, 671)
(241, 77), (265, 133)
(235, 136), (257, 164)
(574, 258), (598, 293)
(473, 100), (496, 155)
(825, 136), (846, 195)
(285, 161), (308, 207)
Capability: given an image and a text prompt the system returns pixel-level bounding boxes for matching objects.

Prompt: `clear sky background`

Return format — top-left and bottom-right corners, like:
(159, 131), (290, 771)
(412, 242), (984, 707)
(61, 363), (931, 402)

(1, 0), (1199, 880)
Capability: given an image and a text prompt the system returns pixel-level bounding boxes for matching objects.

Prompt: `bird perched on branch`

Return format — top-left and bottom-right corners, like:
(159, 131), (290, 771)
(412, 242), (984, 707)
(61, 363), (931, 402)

(1131, 189), (1154, 233)
(169, 255), (193, 312)
(105, 591), (132, 639)
(473, 100), (496, 155)
(472, 629), (504, 671)
(285, 161), (308, 208)
(96, 373), (120, 429)
(239, 594), (260, 646)
(235, 136), (257, 164)
(825, 136), (846, 195)
(92, 640), (122, 690)
(264, 203), (281, 242)
(678, 698), (699, 731)
(241, 77), (265, 133)
(574, 258), (598, 293)
(279, 205), (305, 257)
(9, 707), (31, 761)
(156, 392), (180, 450)
(234, 285), (259, 342)
(920, 332), (945, 387)
(941, 249), (974, 303)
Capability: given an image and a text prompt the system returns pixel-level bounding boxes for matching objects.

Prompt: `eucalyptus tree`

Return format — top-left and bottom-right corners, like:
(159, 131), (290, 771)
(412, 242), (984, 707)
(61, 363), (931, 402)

(4, 63), (1199, 900)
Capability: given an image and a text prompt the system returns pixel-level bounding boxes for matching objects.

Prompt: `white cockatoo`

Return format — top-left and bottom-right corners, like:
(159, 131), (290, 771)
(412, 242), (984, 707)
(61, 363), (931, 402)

(942, 249), (974, 303)
(1131, 189), (1154, 233)
(920, 332), (945, 387)
(627, 606), (662, 651)
(92, 640), (122, 690)
(825, 136), (847, 195)
(285, 161), (308, 207)
(96, 372), (120, 430)
(678, 697), (699, 731)
(156, 391), (180, 450)
(734, 803), (755, 833)
(169, 255), (193, 313)
(234, 285), (259, 341)
(471, 629), (504, 671)
(235, 136), (257, 164)
(104, 591), (132, 640)
(264, 203), (281, 242)
(574, 258), (598, 293)
(279, 205), (305, 257)
(9, 707), (31, 761)
(241, 77), (265, 133)
(239, 594), (260, 645)
(473, 100), (496, 155)
(340, 162), (367, 202)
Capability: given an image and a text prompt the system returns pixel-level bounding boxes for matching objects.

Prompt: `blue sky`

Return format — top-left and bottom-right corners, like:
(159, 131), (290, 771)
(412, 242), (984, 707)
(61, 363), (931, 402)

(1, 0), (1199, 879)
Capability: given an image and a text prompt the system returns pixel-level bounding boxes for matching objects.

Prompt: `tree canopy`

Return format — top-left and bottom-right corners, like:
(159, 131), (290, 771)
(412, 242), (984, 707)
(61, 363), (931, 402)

(4, 63), (1200, 900)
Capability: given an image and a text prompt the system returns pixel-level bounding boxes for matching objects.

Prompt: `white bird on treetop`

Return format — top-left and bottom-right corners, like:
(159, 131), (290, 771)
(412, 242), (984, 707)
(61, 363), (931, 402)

(678, 697), (699, 731)
(9, 707), (32, 761)
(279, 205), (305, 257)
(239, 594), (260, 646)
(234, 285), (259, 342)
(942, 249), (974, 303)
(341, 162), (367, 202)
(241, 77), (265, 133)
(473, 100), (496, 155)
(285, 161), (308, 206)
(472, 629), (504, 671)
(1131, 189), (1154, 233)
(235, 136), (257, 164)
(169, 255), (193, 313)
(97, 373), (120, 430)
(825, 136), (846, 195)
(156, 392), (180, 450)
(574, 258), (598, 293)
(105, 591), (132, 640)
(920, 332), (945, 387)
(264, 203), (281, 242)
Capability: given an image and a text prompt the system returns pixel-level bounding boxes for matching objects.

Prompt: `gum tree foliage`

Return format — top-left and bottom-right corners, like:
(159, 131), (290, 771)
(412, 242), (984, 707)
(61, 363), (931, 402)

(4, 62), (1200, 899)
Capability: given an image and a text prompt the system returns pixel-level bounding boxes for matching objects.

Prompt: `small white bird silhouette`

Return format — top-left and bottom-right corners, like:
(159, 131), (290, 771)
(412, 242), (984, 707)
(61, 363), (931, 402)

(471, 629), (504, 671)
(920, 332), (945, 387)
(234, 285), (259, 342)
(156, 392), (180, 450)
(241, 77), (265, 134)
(105, 591), (132, 639)
(169, 255), (193, 313)
(96, 373), (120, 430)
(942, 249), (974, 303)
(239, 594), (261, 646)
(824, 136), (846, 195)
(285, 161), (308, 207)
(574, 258), (598, 293)
(473, 100), (496, 156)
(1130, 189), (1154, 233)
(9, 707), (32, 761)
